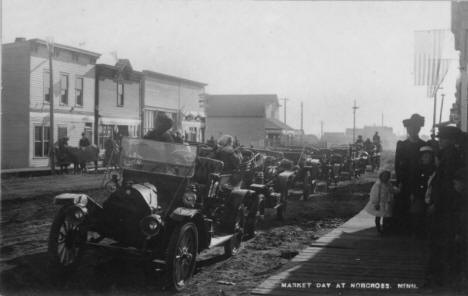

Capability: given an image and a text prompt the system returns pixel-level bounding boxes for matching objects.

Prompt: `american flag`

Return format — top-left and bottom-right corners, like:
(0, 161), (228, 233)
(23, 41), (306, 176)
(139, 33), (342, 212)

(414, 29), (453, 97)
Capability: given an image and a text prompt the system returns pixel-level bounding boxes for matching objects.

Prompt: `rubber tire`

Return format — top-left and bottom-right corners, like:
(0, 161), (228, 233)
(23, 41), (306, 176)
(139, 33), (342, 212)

(224, 206), (244, 257)
(48, 206), (87, 277)
(165, 222), (198, 292)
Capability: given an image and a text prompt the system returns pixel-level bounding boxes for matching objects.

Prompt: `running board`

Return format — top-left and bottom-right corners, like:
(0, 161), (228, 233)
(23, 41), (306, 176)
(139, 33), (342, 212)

(209, 234), (233, 248)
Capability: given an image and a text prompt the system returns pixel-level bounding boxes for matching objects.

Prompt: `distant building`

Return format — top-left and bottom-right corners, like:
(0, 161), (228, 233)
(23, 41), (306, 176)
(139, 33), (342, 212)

(204, 94), (295, 147)
(1, 38), (100, 169)
(141, 70), (207, 142)
(322, 132), (351, 148)
(451, 1), (468, 131)
(95, 60), (142, 149)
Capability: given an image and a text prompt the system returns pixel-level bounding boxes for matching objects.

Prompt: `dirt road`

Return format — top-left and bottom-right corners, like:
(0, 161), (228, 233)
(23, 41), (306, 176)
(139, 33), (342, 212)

(0, 181), (371, 296)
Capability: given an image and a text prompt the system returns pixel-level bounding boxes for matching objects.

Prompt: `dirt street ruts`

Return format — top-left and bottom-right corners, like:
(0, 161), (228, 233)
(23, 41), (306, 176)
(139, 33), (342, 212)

(0, 181), (371, 296)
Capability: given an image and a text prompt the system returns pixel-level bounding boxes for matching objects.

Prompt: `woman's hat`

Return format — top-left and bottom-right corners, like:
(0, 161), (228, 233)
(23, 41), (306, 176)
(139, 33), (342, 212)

(403, 114), (425, 128)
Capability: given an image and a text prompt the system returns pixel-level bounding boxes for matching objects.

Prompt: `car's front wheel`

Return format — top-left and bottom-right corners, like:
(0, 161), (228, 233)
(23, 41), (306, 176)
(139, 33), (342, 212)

(166, 222), (198, 291)
(48, 206), (87, 275)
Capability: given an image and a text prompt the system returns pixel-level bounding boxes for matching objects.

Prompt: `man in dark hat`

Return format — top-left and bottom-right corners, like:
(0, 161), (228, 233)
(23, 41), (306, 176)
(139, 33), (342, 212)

(394, 113), (426, 233)
(144, 112), (176, 143)
(427, 125), (464, 286)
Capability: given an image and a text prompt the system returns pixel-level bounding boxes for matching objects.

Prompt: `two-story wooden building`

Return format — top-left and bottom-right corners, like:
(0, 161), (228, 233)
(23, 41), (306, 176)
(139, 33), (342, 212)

(204, 94), (295, 147)
(95, 60), (142, 149)
(141, 70), (207, 142)
(2, 38), (100, 169)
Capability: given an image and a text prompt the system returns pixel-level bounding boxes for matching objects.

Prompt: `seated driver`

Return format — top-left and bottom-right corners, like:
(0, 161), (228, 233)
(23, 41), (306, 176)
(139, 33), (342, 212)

(216, 135), (243, 172)
(144, 113), (176, 143)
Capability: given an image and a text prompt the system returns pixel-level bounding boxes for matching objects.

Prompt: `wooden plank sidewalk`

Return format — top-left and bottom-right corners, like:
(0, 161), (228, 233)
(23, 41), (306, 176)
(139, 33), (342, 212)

(252, 210), (428, 295)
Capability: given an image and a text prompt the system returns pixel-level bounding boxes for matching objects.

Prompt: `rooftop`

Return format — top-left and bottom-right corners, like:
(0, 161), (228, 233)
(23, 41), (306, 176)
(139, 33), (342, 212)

(142, 70), (207, 87)
(28, 38), (101, 58)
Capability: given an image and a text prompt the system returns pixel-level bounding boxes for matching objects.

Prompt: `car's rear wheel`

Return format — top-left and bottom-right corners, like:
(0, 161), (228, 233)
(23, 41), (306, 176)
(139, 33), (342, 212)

(166, 222), (198, 291)
(224, 206), (244, 257)
(48, 206), (87, 275)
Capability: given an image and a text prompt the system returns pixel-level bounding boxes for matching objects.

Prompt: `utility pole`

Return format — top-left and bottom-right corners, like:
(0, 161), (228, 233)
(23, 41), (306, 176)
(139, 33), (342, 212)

(352, 100), (359, 144)
(281, 98), (289, 124)
(439, 93), (445, 124)
(381, 113), (384, 127)
(320, 120), (324, 140)
(300, 101), (303, 132)
(300, 101), (304, 145)
(47, 38), (55, 174)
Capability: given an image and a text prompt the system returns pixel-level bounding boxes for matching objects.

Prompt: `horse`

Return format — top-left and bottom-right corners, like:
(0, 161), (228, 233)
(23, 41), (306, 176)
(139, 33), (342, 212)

(66, 145), (100, 174)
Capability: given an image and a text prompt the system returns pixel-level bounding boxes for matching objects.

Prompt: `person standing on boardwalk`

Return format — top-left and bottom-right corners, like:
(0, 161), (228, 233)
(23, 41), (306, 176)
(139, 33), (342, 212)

(427, 126), (464, 286)
(394, 114), (426, 233)
(410, 146), (436, 238)
(364, 169), (399, 234)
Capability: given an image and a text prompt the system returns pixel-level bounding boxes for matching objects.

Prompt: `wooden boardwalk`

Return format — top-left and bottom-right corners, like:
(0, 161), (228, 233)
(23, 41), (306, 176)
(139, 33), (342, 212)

(252, 210), (428, 295)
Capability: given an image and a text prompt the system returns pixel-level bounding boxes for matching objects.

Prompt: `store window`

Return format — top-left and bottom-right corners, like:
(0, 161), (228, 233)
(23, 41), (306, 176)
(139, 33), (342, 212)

(34, 126), (50, 157)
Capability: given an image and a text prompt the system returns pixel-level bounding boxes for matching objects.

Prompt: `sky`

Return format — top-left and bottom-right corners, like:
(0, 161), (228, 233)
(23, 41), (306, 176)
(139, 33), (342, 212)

(2, 0), (459, 137)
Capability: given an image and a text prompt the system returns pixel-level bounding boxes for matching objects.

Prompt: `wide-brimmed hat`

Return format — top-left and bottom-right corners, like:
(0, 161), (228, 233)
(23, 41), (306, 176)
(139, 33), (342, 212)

(403, 113), (425, 128)
(436, 126), (461, 140)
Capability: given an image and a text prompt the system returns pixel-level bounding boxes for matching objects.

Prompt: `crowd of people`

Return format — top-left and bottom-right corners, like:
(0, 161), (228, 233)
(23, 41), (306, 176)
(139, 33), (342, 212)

(364, 113), (468, 287)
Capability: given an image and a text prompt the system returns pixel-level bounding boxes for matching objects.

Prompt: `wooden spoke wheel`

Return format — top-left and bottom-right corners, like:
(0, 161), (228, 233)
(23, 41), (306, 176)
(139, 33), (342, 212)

(166, 223), (198, 291)
(48, 207), (87, 274)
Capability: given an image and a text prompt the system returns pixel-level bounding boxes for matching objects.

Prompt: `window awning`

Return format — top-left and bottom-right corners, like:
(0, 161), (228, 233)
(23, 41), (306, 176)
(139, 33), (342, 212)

(99, 117), (140, 126)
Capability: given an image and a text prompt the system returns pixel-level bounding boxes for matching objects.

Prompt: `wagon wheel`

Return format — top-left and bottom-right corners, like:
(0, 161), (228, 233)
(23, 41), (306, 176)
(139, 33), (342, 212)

(165, 222), (198, 291)
(224, 205), (244, 257)
(302, 171), (311, 201)
(48, 206), (87, 275)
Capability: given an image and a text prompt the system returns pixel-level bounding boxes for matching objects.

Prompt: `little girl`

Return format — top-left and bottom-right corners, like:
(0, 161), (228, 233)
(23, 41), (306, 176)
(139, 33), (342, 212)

(365, 170), (399, 234)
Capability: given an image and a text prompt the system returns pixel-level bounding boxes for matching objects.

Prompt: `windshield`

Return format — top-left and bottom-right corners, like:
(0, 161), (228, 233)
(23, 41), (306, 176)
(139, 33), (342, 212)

(120, 137), (197, 177)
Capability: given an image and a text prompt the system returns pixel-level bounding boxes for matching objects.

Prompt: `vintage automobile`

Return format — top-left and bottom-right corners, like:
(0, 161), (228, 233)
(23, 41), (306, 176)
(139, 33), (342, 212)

(268, 147), (319, 200)
(242, 148), (295, 221)
(47, 137), (257, 291)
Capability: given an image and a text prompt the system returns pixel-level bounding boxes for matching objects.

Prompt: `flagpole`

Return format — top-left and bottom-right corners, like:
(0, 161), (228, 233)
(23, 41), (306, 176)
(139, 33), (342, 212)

(433, 90), (437, 135)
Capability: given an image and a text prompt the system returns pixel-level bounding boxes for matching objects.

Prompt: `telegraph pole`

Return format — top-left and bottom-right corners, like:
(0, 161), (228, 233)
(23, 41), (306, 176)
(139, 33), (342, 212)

(320, 121), (323, 139)
(352, 100), (359, 144)
(281, 98), (289, 124)
(381, 113), (384, 127)
(47, 38), (55, 173)
(300, 101), (304, 145)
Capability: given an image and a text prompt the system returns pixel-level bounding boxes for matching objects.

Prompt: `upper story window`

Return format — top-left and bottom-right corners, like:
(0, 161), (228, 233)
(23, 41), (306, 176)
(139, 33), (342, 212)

(43, 71), (50, 103)
(117, 82), (124, 107)
(75, 77), (83, 107)
(60, 74), (69, 105)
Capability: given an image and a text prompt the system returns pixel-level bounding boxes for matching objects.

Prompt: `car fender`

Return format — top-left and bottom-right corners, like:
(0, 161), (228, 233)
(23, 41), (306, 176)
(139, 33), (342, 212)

(169, 207), (201, 222)
(54, 193), (90, 206)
